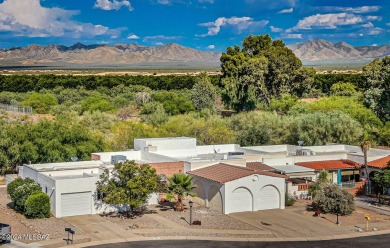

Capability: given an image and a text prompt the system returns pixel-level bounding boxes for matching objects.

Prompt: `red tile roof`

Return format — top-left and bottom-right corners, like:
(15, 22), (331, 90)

(368, 156), (390, 169)
(187, 163), (288, 184)
(246, 162), (276, 171)
(296, 160), (361, 171)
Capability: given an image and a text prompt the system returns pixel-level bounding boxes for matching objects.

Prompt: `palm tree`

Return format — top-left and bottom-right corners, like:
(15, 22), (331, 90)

(167, 174), (196, 212)
(360, 139), (371, 195)
(309, 170), (330, 198)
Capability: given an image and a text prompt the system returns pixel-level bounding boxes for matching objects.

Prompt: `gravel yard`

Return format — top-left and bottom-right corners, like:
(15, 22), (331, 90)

(151, 201), (260, 230)
(104, 214), (169, 230)
(0, 187), (83, 243)
(138, 232), (275, 238)
(293, 199), (390, 227)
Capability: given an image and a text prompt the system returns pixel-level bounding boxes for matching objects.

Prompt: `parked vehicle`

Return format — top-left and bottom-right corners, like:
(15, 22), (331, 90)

(0, 223), (11, 243)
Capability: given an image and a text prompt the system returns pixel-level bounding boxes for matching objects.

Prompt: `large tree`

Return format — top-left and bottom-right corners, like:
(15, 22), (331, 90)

(220, 34), (314, 112)
(96, 161), (161, 214)
(363, 56), (390, 122)
(191, 73), (218, 112)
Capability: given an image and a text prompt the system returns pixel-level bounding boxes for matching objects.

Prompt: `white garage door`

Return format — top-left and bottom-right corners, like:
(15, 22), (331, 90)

(229, 187), (252, 213)
(61, 192), (92, 217)
(257, 186), (280, 210)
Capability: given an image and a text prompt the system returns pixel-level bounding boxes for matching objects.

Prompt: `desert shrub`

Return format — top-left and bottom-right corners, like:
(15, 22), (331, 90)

(12, 181), (41, 212)
(25, 192), (51, 218)
(312, 184), (355, 215)
(7, 178), (36, 202)
(285, 193), (296, 206)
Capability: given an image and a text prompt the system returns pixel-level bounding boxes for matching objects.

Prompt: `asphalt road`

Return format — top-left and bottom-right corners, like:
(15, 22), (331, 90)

(88, 235), (390, 248)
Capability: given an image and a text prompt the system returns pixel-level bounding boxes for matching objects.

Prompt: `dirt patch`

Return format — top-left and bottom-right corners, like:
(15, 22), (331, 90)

(104, 214), (169, 230)
(152, 201), (260, 230)
(0, 188), (83, 243)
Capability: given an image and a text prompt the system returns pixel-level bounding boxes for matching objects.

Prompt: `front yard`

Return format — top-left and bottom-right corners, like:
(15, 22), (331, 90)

(0, 187), (83, 243)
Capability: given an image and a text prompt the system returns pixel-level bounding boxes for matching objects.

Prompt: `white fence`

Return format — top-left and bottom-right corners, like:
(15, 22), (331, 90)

(0, 103), (32, 115)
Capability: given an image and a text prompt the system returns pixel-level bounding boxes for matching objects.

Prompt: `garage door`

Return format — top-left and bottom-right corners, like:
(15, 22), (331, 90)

(61, 192), (92, 217)
(256, 185), (280, 210)
(229, 187), (252, 213)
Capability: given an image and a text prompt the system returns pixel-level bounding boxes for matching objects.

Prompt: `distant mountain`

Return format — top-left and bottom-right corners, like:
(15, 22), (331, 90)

(0, 43), (221, 67)
(287, 39), (390, 61)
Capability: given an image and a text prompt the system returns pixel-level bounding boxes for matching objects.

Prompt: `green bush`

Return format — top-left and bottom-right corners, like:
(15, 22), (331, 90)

(25, 192), (51, 218)
(312, 184), (355, 215)
(285, 193), (296, 206)
(21, 92), (58, 113)
(7, 178), (25, 201)
(12, 180), (41, 212)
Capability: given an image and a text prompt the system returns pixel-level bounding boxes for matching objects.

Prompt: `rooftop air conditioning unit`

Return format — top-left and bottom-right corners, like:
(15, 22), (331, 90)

(111, 155), (127, 165)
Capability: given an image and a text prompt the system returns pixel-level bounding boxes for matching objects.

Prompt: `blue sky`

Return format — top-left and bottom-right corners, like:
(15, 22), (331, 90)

(0, 0), (388, 50)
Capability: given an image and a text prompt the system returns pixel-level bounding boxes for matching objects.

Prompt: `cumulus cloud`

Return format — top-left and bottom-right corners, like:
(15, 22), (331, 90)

(270, 26), (283, 32)
(286, 13), (380, 32)
(127, 34), (140, 39)
(321, 6), (380, 14)
(278, 8), (293, 14)
(198, 17), (268, 37)
(94, 0), (133, 11)
(207, 44), (215, 49)
(0, 0), (122, 38)
(142, 35), (181, 45)
(281, 33), (302, 39)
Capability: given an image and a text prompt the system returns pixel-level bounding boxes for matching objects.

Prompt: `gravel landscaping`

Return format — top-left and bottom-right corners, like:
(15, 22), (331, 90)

(104, 214), (169, 230)
(151, 201), (260, 230)
(137, 232), (275, 238)
(0, 187), (83, 243)
(294, 199), (390, 227)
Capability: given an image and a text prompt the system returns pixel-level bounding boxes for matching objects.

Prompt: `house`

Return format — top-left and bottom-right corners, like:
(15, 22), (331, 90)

(296, 160), (361, 185)
(188, 163), (288, 214)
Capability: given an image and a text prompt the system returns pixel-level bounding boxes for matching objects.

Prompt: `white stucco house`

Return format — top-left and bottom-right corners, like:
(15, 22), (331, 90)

(188, 163), (288, 214)
(17, 161), (137, 218)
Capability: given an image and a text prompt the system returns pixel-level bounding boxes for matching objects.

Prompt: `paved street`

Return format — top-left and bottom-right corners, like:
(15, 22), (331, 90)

(87, 234), (390, 248)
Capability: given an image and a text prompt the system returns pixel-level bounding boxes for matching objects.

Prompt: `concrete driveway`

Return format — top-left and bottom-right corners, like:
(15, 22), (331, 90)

(229, 209), (356, 238)
(64, 215), (136, 241)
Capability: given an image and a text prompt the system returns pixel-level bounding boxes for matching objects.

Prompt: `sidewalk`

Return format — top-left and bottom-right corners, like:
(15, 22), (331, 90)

(355, 197), (390, 216)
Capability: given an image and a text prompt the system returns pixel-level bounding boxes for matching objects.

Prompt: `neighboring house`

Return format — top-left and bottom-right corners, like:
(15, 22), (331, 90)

(366, 155), (390, 178)
(296, 160), (361, 185)
(16, 161), (161, 218)
(188, 163), (288, 214)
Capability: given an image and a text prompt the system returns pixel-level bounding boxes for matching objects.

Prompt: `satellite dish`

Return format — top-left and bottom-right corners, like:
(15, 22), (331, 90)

(297, 141), (304, 146)
(71, 157), (78, 162)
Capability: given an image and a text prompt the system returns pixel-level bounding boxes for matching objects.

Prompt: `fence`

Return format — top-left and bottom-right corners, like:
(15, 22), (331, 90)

(0, 103), (32, 115)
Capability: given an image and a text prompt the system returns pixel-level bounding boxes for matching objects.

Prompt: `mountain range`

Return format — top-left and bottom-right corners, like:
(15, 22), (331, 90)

(287, 39), (390, 61)
(0, 43), (221, 67)
(0, 39), (389, 68)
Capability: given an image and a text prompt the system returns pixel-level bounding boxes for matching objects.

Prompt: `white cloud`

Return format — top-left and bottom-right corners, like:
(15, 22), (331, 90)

(198, 17), (268, 37)
(142, 35), (181, 45)
(278, 8), (293, 14)
(281, 33), (302, 39)
(286, 13), (379, 32)
(270, 26), (283, 32)
(372, 43), (378, 46)
(367, 27), (383, 35)
(323, 6), (380, 14)
(127, 34), (140, 39)
(207, 44), (215, 49)
(94, 0), (133, 11)
(0, 0), (122, 38)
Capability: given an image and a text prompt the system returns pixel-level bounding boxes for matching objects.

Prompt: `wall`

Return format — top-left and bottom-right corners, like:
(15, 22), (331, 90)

(134, 137), (196, 153)
(91, 151), (142, 163)
(190, 176), (225, 212)
(148, 162), (184, 177)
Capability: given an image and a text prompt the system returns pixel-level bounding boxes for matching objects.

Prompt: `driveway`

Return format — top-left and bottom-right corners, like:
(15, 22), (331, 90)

(63, 215), (136, 241)
(229, 209), (356, 238)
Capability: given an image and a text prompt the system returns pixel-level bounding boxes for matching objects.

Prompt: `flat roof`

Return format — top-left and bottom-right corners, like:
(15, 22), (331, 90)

(25, 161), (104, 172)
(270, 164), (315, 174)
